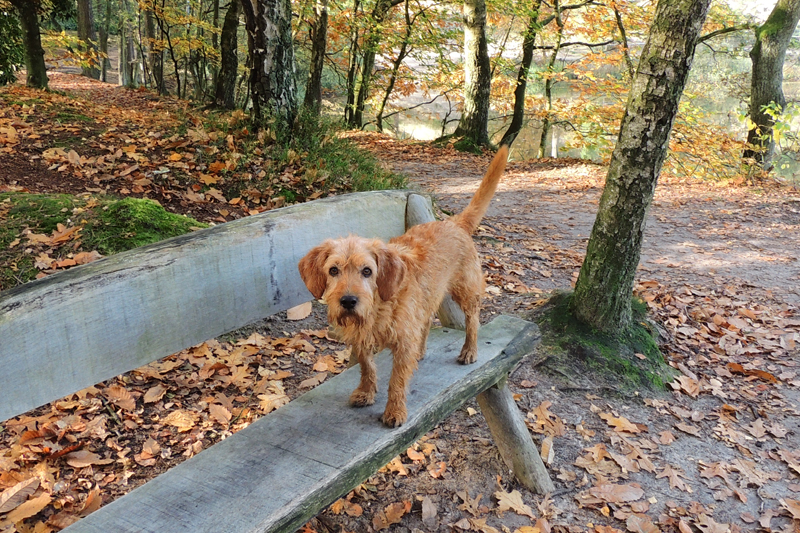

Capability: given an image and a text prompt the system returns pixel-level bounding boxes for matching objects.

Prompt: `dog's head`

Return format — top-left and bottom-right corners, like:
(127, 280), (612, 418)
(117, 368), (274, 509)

(298, 236), (406, 326)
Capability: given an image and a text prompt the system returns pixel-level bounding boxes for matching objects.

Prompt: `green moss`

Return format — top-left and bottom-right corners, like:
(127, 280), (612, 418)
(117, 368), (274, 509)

(531, 291), (676, 392)
(0, 193), (206, 291)
(83, 198), (206, 255)
(453, 136), (484, 154)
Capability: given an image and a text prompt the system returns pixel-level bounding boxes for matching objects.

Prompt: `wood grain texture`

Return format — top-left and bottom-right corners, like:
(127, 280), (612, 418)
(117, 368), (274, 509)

(63, 315), (539, 533)
(405, 193), (466, 329)
(0, 191), (409, 422)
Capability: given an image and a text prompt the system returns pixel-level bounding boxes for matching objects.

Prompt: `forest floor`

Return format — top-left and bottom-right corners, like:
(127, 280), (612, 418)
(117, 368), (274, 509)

(1, 74), (800, 533)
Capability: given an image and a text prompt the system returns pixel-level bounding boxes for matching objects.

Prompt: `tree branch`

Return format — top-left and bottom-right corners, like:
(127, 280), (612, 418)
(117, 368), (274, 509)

(697, 23), (755, 44)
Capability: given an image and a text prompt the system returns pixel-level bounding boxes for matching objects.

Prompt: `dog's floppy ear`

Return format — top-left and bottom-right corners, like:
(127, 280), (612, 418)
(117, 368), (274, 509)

(372, 242), (406, 302)
(298, 242), (331, 299)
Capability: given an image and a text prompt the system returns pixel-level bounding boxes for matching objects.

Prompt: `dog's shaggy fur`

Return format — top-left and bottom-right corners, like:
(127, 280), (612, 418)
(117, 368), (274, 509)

(298, 147), (508, 427)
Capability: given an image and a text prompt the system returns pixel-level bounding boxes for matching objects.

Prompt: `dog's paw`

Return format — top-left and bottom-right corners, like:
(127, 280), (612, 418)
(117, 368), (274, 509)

(350, 389), (376, 407)
(457, 345), (477, 365)
(381, 405), (407, 427)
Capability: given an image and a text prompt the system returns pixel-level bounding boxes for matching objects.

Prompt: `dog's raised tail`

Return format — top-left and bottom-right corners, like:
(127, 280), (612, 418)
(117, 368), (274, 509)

(452, 145), (509, 234)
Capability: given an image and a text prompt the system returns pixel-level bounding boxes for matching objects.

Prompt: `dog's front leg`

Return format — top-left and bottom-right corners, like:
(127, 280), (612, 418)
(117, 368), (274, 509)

(381, 341), (420, 427)
(350, 345), (378, 407)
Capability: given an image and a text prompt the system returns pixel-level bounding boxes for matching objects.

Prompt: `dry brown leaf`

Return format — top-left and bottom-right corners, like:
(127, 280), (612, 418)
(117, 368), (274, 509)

(258, 393), (289, 413)
(209, 403), (232, 426)
(469, 517), (501, 533)
(287, 301), (313, 320)
(427, 461), (446, 478)
(161, 410), (197, 432)
(65, 450), (113, 468)
(406, 447), (425, 462)
(372, 501), (411, 530)
(105, 385), (136, 411)
(80, 488), (103, 516)
(299, 373), (327, 389)
(421, 496), (437, 525)
(0, 477), (40, 514)
(626, 514), (658, 533)
(3, 493), (51, 523)
(588, 484), (644, 504)
(598, 412), (643, 434)
(780, 498), (800, 520)
(656, 465), (691, 492)
(143, 384), (167, 404)
(494, 489), (536, 519)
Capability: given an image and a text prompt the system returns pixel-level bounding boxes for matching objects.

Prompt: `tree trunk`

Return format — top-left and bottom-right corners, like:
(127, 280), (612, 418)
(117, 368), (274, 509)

(77, 0), (101, 79)
(214, 0), (241, 108)
(303, 0), (329, 111)
(343, 0), (361, 125)
(10, 0), (48, 89)
(743, 0), (800, 169)
(571, 0), (712, 335)
(241, 0), (298, 127)
(499, 2), (541, 147)
(98, 0), (112, 82)
(453, 0), (491, 147)
(145, 5), (165, 94)
(350, 0), (401, 127)
(538, 7), (563, 158)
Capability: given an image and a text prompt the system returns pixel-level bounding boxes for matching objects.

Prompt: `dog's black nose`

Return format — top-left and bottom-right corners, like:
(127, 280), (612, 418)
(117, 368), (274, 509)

(340, 295), (358, 310)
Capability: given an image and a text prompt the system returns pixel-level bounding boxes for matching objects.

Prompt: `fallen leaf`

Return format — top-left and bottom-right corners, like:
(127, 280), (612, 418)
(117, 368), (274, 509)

(65, 450), (113, 468)
(494, 489), (535, 518)
(105, 384), (136, 411)
(598, 412), (643, 433)
(209, 403), (232, 426)
(588, 484), (644, 503)
(421, 496), (437, 525)
(287, 301), (313, 320)
(372, 501), (411, 530)
(3, 493), (51, 523)
(626, 514), (658, 533)
(299, 373), (327, 389)
(143, 384), (167, 404)
(0, 477), (40, 514)
(780, 498), (800, 520)
(161, 410), (197, 432)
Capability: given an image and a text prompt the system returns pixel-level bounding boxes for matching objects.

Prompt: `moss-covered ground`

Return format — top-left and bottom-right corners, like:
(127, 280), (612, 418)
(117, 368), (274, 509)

(0, 193), (206, 291)
(528, 291), (677, 393)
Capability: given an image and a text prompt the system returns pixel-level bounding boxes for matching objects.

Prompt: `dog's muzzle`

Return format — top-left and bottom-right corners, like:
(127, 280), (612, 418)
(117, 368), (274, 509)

(340, 295), (358, 311)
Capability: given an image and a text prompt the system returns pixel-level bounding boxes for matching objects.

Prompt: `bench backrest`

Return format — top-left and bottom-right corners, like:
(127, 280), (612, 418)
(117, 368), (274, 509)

(0, 191), (412, 422)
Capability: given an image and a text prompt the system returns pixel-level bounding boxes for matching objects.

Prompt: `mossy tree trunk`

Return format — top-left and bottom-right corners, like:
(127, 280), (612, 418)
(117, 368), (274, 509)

(214, 0), (241, 109)
(241, 0), (298, 127)
(571, 0), (711, 335)
(303, 0), (329, 111)
(10, 0), (48, 89)
(453, 0), (491, 147)
(743, 0), (800, 169)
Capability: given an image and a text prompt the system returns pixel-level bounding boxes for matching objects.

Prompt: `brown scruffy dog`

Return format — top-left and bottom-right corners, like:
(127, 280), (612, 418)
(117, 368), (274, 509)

(298, 146), (508, 427)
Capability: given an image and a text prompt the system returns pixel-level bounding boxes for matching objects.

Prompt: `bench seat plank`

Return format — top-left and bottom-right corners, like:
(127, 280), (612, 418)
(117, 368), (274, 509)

(0, 191), (409, 422)
(64, 315), (540, 533)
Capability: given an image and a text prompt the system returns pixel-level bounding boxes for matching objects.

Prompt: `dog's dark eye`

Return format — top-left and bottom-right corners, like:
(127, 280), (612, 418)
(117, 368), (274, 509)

(329, 266), (339, 276)
(362, 267), (372, 278)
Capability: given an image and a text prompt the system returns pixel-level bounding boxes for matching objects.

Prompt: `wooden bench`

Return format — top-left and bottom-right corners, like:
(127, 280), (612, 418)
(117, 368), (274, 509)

(0, 191), (553, 532)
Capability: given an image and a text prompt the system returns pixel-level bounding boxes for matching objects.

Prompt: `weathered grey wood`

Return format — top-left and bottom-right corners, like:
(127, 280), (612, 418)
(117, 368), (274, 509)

(63, 315), (538, 533)
(477, 379), (556, 494)
(0, 191), (410, 423)
(405, 193), (466, 329)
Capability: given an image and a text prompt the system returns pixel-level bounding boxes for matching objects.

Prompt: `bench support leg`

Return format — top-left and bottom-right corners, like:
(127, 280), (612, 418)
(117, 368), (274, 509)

(477, 379), (555, 494)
